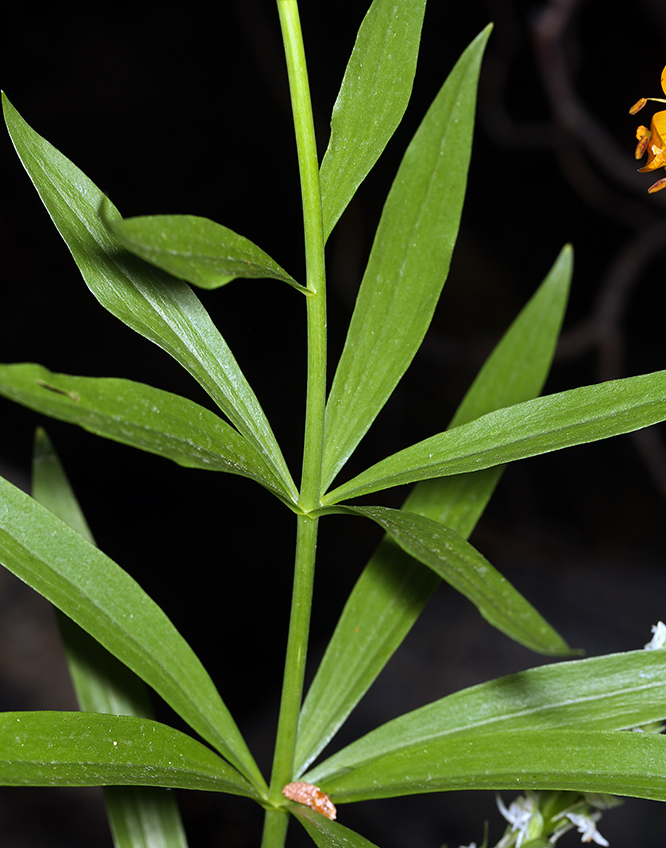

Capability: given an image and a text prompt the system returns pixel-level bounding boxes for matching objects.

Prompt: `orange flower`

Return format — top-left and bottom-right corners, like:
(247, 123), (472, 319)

(631, 65), (666, 192)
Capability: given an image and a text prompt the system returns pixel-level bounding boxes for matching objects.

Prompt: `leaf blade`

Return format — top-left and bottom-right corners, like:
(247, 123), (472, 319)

(322, 369), (666, 504)
(295, 248), (572, 774)
(317, 729), (666, 805)
(305, 649), (666, 784)
(323, 505), (571, 656)
(0, 711), (257, 797)
(2, 364), (291, 503)
(292, 806), (382, 848)
(321, 26), (492, 490)
(2, 93), (297, 501)
(32, 429), (190, 848)
(103, 210), (303, 292)
(0, 472), (265, 790)
(319, 0), (427, 241)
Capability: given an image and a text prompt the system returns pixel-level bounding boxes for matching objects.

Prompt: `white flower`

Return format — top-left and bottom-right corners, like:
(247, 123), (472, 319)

(644, 621), (666, 650)
(496, 792), (540, 847)
(565, 811), (609, 846)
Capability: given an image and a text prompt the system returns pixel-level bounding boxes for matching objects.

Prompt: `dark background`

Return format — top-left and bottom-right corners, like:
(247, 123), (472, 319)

(3, 0), (666, 845)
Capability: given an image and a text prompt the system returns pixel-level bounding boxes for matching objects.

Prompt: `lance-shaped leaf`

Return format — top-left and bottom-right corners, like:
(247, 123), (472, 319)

(316, 729), (666, 804)
(318, 505), (570, 656)
(1, 364), (292, 505)
(323, 369), (666, 504)
(2, 93), (297, 502)
(0, 712), (258, 797)
(295, 248), (572, 775)
(321, 26), (492, 491)
(291, 805), (381, 848)
(319, 0), (427, 242)
(304, 649), (666, 784)
(0, 472), (265, 790)
(32, 428), (190, 848)
(102, 209), (303, 293)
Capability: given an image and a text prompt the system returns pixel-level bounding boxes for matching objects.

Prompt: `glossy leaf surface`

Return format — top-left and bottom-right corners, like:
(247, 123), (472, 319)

(320, 505), (570, 656)
(0, 472), (264, 789)
(292, 805), (381, 848)
(323, 369), (666, 504)
(0, 712), (257, 797)
(103, 210), (302, 292)
(2, 94), (296, 501)
(321, 27), (492, 491)
(295, 248), (572, 774)
(319, 0), (427, 241)
(32, 429), (190, 848)
(305, 649), (666, 783)
(317, 729), (666, 804)
(2, 364), (290, 503)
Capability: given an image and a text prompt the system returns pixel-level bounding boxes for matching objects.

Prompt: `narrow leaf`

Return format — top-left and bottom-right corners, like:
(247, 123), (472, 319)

(4, 364), (292, 504)
(321, 505), (570, 656)
(292, 805), (381, 848)
(2, 93), (297, 501)
(317, 729), (666, 805)
(32, 428), (189, 848)
(321, 26), (492, 490)
(104, 788), (190, 848)
(295, 248), (572, 774)
(102, 209), (304, 292)
(305, 649), (666, 784)
(0, 472), (265, 790)
(319, 0), (427, 241)
(0, 712), (257, 797)
(322, 369), (666, 504)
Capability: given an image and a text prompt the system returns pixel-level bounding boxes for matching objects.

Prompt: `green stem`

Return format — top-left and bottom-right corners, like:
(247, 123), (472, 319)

(263, 2), (327, 845)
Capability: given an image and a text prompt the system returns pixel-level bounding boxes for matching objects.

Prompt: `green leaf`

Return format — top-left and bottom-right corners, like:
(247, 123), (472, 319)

(2, 364), (293, 504)
(319, 505), (570, 656)
(104, 788), (190, 848)
(295, 248), (572, 775)
(0, 472), (265, 791)
(316, 729), (666, 805)
(322, 368), (666, 504)
(319, 0), (427, 242)
(102, 208), (304, 293)
(304, 649), (666, 784)
(32, 428), (189, 848)
(2, 93), (297, 502)
(291, 805), (381, 848)
(321, 26), (492, 491)
(0, 711), (257, 797)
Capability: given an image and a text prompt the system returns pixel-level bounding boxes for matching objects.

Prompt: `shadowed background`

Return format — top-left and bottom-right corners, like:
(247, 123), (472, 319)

(2, 0), (666, 845)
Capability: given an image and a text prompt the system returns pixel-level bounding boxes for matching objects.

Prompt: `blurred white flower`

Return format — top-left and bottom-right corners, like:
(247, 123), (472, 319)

(644, 621), (666, 650)
(496, 792), (540, 847)
(565, 811), (609, 846)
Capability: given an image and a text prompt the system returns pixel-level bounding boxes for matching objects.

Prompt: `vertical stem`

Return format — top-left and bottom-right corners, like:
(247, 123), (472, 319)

(262, 2), (327, 845)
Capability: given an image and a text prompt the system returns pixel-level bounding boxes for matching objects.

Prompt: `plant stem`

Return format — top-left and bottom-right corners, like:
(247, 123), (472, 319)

(264, 2), (327, 846)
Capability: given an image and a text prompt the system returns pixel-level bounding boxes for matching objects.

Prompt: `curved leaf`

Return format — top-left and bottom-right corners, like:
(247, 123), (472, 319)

(305, 649), (666, 784)
(320, 505), (570, 655)
(2, 364), (292, 503)
(319, 0), (427, 242)
(0, 711), (257, 797)
(32, 429), (190, 848)
(102, 209), (303, 293)
(295, 248), (572, 775)
(321, 26), (492, 491)
(292, 805), (381, 848)
(0, 472), (265, 790)
(322, 369), (666, 504)
(2, 93), (297, 502)
(317, 729), (666, 805)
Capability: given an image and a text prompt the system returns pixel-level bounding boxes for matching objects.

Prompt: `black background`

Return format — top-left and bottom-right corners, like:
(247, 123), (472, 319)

(3, 1), (666, 845)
